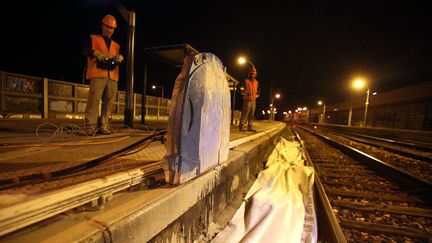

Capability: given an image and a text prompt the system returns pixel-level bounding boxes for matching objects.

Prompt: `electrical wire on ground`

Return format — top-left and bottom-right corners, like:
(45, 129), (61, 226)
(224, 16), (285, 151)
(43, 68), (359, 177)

(0, 130), (166, 190)
(0, 136), (131, 149)
(0, 122), (144, 149)
(36, 122), (106, 139)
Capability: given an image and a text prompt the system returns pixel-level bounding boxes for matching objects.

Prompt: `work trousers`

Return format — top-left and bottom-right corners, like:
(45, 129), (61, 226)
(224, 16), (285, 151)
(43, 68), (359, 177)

(85, 77), (118, 126)
(239, 99), (256, 130)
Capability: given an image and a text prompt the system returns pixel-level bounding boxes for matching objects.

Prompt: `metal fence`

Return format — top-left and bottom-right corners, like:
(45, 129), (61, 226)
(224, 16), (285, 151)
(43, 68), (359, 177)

(0, 71), (170, 121)
(307, 98), (432, 131)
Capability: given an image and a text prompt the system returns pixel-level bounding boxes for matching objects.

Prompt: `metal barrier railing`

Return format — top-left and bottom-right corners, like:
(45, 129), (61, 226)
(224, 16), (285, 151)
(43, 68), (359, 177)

(0, 71), (170, 121)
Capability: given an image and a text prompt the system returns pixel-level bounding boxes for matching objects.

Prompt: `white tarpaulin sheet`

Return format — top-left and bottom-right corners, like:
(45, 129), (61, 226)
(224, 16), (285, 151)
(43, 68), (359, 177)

(212, 137), (317, 243)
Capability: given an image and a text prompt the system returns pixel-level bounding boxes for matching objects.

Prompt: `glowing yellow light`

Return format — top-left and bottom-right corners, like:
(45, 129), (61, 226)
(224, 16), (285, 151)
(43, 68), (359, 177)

(318, 101), (323, 106)
(353, 79), (365, 89)
(275, 93), (281, 99)
(238, 57), (246, 64)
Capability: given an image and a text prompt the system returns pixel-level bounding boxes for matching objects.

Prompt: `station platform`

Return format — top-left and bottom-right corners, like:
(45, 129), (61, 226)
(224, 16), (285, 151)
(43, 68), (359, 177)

(0, 119), (166, 176)
(0, 118), (286, 242)
(0, 119), (277, 178)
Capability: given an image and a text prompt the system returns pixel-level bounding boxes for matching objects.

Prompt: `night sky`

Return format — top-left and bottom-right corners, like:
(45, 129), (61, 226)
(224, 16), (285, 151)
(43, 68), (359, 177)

(1, 1), (431, 113)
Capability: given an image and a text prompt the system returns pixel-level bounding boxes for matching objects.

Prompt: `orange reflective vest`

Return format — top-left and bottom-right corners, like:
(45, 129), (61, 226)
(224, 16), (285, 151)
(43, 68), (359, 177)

(243, 79), (259, 101)
(86, 35), (120, 81)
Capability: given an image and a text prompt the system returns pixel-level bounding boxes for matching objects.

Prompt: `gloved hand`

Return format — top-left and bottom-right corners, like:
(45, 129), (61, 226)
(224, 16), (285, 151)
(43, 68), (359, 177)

(93, 50), (106, 61)
(116, 54), (124, 64)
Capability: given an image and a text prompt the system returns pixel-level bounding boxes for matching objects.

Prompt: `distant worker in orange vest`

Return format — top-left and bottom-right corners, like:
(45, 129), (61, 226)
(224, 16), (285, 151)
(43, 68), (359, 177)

(239, 67), (260, 132)
(83, 14), (124, 134)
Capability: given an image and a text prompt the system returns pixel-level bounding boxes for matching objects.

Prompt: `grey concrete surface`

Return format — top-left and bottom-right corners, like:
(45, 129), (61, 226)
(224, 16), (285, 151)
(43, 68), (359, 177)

(0, 119), (285, 242)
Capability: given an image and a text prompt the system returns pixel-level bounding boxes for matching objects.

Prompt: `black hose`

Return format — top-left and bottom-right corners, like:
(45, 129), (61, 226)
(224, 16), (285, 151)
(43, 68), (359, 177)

(0, 130), (166, 190)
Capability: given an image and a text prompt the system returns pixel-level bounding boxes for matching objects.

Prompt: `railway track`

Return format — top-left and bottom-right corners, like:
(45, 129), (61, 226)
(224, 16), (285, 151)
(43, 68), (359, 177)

(322, 127), (432, 163)
(0, 130), (167, 191)
(310, 127), (432, 185)
(293, 126), (432, 242)
(0, 130), (167, 236)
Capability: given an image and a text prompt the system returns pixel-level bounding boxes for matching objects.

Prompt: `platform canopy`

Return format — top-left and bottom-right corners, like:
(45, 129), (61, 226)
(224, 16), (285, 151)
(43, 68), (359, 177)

(144, 44), (239, 88)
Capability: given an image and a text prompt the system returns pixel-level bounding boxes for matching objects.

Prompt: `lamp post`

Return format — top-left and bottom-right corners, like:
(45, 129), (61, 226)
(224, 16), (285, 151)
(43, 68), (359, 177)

(364, 88), (370, 126)
(352, 79), (370, 127)
(317, 100), (326, 124)
(152, 84), (164, 99)
(238, 56), (255, 69)
(348, 105), (353, 126)
(303, 107), (309, 122)
(270, 93), (280, 121)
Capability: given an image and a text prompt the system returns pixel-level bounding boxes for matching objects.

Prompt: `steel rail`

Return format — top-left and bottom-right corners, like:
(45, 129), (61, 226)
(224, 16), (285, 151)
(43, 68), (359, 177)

(0, 161), (164, 237)
(329, 131), (432, 163)
(294, 126), (432, 241)
(298, 126), (432, 198)
(292, 128), (347, 243)
(0, 131), (165, 190)
(324, 127), (432, 152)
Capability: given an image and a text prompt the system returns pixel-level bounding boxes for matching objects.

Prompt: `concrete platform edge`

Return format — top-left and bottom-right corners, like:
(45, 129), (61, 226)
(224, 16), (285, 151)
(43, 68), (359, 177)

(1, 123), (286, 243)
(146, 123), (285, 242)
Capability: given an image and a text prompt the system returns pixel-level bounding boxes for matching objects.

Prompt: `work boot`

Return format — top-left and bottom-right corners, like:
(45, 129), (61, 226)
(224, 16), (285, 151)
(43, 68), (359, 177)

(83, 124), (97, 136)
(99, 116), (113, 134)
(239, 125), (246, 132)
(99, 124), (112, 135)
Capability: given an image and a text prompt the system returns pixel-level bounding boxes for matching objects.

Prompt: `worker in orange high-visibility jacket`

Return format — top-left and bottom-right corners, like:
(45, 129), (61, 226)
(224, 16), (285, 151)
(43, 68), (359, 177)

(238, 66), (260, 132)
(83, 14), (124, 134)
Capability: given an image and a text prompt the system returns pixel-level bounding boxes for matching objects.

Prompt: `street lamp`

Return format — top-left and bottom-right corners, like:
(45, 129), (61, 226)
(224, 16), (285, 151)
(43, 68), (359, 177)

(272, 93), (281, 104)
(317, 100), (326, 124)
(270, 93), (280, 121)
(152, 84), (165, 99)
(352, 79), (370, 127)
(238, 56), (255, 69)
